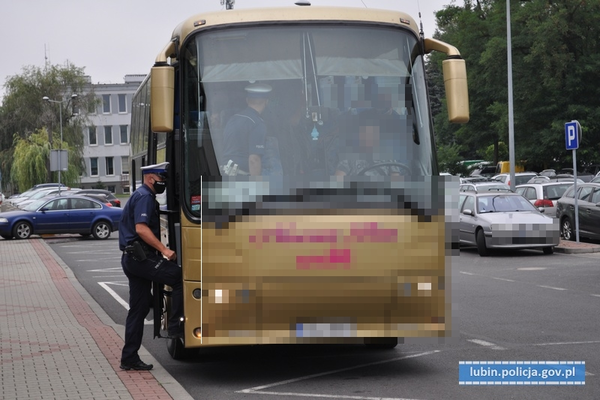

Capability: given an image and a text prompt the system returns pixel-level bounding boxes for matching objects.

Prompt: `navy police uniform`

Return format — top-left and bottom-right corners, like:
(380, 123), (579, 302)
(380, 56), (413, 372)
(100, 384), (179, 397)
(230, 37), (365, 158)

(119, 162), (183, 371)
(220, 83), (271, 173)
(221, 107), (267, 172)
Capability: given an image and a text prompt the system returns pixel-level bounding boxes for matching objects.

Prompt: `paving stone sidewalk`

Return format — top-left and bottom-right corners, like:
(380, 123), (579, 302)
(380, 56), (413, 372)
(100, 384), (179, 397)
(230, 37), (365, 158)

(0, 239), (192, 400)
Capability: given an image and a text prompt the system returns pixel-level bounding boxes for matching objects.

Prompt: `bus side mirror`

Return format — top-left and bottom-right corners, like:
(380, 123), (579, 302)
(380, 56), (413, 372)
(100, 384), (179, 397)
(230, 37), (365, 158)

(424, 38), (470, 124)
(151, 65), (175, 133)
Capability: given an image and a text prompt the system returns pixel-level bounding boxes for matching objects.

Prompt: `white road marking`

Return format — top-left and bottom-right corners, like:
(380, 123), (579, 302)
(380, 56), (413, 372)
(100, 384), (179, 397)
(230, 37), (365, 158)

(537, 285), (567, 291)
(89, 267), (123, 273)
(237, 350), (439, 399)
(467, 339), (506, 350)
(533, 340), (600, 346)
(491, 277), (515, 282)
(591, 294), (600, 298)
(517, 267), (546, 271)
(98, 282), (151, 324)
(459, 271), (474, 275)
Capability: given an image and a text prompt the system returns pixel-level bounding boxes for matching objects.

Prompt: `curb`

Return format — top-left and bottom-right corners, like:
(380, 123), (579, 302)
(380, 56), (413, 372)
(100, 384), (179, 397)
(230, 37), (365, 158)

(554, 246), (600, 254)
(39, 239), (194, 400)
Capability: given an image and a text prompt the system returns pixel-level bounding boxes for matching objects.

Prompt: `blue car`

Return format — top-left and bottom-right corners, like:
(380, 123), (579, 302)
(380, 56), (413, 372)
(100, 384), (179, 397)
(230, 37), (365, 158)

(0, 195), (122, 240)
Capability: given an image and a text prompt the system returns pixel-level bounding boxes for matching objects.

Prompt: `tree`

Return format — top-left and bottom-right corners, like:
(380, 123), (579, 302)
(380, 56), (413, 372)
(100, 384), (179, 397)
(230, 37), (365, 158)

(0, 63), (97, 192)
(429, 0), (600, 171)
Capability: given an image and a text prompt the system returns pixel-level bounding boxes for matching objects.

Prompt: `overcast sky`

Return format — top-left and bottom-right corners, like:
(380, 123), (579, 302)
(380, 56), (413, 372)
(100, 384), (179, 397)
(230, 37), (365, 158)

(1, 0), (452, 100)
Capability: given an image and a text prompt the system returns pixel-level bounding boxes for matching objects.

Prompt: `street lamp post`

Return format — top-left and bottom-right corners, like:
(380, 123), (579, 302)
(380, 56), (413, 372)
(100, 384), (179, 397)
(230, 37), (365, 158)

(43, 94), (77, 193)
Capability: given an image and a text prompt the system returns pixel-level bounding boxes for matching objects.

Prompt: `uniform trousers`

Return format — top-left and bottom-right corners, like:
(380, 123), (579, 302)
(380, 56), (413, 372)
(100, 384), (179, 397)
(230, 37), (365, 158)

(120, 253), (183, 364)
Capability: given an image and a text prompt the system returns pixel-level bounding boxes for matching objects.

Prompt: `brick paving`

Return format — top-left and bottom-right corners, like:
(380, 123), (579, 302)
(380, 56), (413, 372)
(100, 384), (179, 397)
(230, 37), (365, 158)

(0, 239), (192, 400)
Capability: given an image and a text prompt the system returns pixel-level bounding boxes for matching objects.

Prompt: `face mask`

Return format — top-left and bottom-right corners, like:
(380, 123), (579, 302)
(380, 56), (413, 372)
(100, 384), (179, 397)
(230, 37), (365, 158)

(153, 180), (167, 194)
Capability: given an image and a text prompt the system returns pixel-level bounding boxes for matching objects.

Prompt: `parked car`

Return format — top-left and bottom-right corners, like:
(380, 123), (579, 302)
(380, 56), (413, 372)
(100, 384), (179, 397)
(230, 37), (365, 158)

(459, 191), (560, 256)
(555, 182), (600, 241)
(8, 183), (67, 201)
(460, 181), (511, 193)
(75, 189), (121, 207)
(468, 162), (497, 178)
(558, 168), (593, 182)
(0, 195), (122, 240)
(515, 182), (573, 218)
(16, 188), (81, 209)
(527, 175), (582, 184)
(538, 169), (556, 178)
(492, 172), (538, 187)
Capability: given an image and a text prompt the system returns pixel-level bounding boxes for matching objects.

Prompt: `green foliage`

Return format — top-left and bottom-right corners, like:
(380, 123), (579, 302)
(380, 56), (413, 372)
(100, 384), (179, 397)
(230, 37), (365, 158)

(437, 143), (470, 176)
(0, 63), (96, 191)
(11, 129), (51, 189)
(481, 141), (508, 162)
(429, 0), (600, 171)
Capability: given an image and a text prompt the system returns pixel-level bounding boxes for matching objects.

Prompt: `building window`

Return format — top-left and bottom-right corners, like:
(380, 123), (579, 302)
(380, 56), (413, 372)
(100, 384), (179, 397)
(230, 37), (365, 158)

(104, 126), (113, 145)
(91, 158), (98, 176)
(102, 94), (111, 113)
(106, 157), (114, 176)
(121, 156), (129, 174)
(120, 125), (128, 144)
(107, 185), (116, 193)
(118, 94), (127, 113)
(89, 127), (97, 146)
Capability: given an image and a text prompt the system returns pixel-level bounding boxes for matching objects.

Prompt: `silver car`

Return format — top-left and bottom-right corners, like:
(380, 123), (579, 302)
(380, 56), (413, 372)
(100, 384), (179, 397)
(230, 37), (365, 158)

(459, 192), (560, 256)
(515, 182), (573, 218)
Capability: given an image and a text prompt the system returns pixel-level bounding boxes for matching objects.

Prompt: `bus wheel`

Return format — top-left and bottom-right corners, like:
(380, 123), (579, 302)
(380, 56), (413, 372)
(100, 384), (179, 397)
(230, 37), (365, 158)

(364, 337), (398, 349)
(166, 337), (187, 360)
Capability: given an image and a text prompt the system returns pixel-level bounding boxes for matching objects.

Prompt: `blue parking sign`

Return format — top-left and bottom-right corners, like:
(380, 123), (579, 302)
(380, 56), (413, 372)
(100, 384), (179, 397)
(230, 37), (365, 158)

(565, 121), (580, 150)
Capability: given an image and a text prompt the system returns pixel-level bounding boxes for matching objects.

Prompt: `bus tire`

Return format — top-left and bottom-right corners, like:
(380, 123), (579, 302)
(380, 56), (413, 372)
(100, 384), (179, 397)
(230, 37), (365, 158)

(364, 337), (398, 349)
(166, 337), (187, 360)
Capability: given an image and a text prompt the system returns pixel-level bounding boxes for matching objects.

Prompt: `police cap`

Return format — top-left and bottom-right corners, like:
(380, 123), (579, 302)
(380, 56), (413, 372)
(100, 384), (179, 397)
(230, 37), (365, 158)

(245, 83), (272, 99)
(141, 162), (169, 179)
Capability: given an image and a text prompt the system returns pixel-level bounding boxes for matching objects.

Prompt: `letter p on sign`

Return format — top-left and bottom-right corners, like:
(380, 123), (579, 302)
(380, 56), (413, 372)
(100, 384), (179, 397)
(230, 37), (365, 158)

(565, 121), (580, 150)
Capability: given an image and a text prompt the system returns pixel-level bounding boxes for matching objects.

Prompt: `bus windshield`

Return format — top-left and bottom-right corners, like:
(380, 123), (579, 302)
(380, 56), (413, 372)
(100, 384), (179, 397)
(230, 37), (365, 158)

(181, 25), (434, 219)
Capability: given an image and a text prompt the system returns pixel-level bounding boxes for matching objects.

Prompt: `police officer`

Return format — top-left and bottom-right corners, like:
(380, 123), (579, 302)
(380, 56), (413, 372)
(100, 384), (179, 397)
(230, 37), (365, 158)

(119, 162), (183, 371)
(220, 83), (272, 176)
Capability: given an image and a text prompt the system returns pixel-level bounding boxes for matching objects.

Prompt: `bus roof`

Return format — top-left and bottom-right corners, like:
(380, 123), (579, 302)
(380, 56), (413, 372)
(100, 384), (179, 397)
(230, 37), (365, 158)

(170, 6), (420, 46)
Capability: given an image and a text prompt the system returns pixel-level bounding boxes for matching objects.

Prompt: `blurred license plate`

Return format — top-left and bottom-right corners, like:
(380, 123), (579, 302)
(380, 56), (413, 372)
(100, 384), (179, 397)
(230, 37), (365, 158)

(296, 323), (356, 338)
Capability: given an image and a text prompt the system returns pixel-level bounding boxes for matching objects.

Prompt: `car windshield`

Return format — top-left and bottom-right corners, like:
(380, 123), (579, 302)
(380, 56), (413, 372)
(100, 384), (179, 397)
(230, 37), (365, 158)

(478, 195), (538, 213)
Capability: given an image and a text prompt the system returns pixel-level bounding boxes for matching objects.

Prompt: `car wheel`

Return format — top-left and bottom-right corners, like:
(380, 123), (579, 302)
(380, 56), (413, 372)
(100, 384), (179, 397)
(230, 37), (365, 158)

(561, 217), (573, 241)
(543, 246), (554, 255)
(12, 221), (32, 239)
(476, 229), (489, 257)
(91, 221), (111, 240)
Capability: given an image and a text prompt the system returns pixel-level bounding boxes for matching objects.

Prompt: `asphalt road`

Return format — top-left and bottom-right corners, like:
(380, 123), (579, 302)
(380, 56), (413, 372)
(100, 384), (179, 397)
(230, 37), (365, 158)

(48, 236), (600, 399)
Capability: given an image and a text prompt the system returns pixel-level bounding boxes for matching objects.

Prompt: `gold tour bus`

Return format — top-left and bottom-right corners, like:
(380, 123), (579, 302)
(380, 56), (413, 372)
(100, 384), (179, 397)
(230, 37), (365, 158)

(130, 3), (469, 359)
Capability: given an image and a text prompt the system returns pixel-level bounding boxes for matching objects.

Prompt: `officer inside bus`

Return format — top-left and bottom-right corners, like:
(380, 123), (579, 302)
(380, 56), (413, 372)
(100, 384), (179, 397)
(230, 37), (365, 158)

(118, 162), (183, 371)
(220, 83), (273, 176)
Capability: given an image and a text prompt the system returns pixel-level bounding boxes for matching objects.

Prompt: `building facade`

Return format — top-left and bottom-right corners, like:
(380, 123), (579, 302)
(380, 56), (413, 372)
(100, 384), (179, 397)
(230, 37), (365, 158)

(80, 75), (145, 194)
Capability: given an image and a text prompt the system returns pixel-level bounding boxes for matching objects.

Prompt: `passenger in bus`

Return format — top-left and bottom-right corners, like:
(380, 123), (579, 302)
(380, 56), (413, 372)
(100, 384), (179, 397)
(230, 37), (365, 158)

(220, 83), (279, 176)
(335, 109), (405, 178)
(118, 162), (183, 371)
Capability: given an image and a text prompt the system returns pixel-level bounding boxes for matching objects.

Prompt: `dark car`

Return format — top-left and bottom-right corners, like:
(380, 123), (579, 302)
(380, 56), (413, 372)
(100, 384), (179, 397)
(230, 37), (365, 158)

(0, 195), (122, 240)
(76, 189), (121, 207)
(555, 182), (600, 241)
